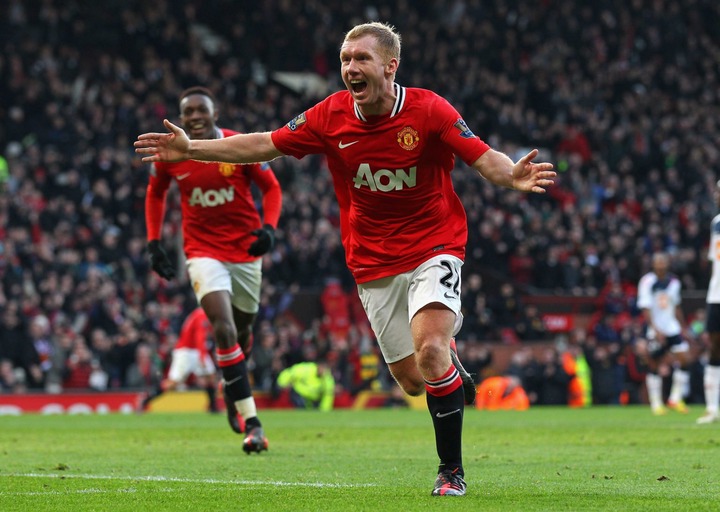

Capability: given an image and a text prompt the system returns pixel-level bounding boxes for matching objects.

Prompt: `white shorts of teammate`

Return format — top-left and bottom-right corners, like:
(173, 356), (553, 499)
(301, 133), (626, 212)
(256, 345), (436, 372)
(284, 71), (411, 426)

(357, 254), (464, 364)
(167, 348), (216, 383)
(186, 257), (262, 314)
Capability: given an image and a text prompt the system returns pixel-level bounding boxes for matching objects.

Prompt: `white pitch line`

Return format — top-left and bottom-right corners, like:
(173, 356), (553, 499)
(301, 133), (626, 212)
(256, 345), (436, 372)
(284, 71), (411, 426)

(1, 487), (179, 497)
(2, 472), (376, 489)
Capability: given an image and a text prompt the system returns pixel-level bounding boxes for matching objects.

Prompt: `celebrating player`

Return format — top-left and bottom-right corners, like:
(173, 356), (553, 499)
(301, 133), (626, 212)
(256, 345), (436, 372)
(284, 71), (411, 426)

(637, 252), (692, 415)
(138, 307), (218, 413)
(136, 23), (555, 494)
(144, 86), (282, 454)
(698, 180), (720, 424)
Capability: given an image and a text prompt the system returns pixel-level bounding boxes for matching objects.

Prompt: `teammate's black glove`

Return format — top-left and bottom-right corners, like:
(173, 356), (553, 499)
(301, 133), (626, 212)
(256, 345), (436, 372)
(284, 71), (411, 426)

(248, 224), (275, 256)
(147, 240), (176, 280)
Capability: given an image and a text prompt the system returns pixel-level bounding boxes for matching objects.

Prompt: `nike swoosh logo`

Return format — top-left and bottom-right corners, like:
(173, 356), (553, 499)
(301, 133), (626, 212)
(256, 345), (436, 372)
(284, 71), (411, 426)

(177, 172), (191, 180)
(338, 140), (359, 149)
(443, 292), (456, 300)
(436, 409), (461, 418)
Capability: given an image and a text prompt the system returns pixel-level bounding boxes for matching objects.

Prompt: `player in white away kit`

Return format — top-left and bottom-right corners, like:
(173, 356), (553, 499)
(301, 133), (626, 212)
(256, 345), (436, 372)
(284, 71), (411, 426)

(136, 22), (556, 496)
(698, 181), (720, 424)
(637, 252), (691, 415)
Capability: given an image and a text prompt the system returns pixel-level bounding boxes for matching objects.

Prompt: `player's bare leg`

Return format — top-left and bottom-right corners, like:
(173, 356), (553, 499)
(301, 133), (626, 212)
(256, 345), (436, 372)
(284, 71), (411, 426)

(203, 291), (267, 452)
(137, 378), (178, 413)
(232, 309), (256, 358)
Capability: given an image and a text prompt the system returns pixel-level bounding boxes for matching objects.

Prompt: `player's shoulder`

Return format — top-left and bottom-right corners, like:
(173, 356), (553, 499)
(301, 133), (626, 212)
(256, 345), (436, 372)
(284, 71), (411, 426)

(403, 86), (461, 122)
(712, 213), (720, 231)
(323, 90), (353, 112)
(405, 86), (452, 106)
(404, 86), (442, 100)
(638, 272), (656, 286)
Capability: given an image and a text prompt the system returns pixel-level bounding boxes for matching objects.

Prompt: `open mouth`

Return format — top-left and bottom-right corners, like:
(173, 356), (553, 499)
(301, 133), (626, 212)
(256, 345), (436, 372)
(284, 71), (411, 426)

(350, 80), (367, 94)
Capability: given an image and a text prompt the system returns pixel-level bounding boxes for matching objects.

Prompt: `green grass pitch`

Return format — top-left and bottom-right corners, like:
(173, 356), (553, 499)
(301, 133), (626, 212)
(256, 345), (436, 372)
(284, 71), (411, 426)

(1, 406), (719, 511)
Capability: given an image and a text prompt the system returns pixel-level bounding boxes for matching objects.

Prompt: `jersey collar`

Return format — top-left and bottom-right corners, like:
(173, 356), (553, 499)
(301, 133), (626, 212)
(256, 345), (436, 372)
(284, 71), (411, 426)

(353, 82), (406, 122)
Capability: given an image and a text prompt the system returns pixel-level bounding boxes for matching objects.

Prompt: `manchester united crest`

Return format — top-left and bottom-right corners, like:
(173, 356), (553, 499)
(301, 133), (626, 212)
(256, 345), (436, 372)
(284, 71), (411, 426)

(218, 162), (235, 177)
(397, 126), (419, 151)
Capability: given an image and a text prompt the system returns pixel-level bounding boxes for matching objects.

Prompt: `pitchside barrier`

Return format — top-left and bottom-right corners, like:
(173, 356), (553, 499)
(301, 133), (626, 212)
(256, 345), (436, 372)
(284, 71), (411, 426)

(0, 389), (394, 415)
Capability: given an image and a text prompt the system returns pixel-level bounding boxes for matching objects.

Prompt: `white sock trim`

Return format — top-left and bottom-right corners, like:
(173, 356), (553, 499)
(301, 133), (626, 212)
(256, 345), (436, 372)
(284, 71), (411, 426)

(669, 369), (689, 403)
(646, 373), (663, 410)
(705, 365), (720, 414)
(236, 397), (257, 420)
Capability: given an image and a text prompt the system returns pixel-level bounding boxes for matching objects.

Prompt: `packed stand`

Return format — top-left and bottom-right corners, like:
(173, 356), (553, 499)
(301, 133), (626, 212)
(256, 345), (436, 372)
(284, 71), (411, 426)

(1, 0), (719, 403)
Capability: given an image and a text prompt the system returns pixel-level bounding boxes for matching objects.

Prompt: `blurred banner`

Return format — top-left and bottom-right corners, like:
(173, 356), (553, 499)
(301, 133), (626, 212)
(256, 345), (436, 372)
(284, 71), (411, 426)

(0, 390), (394, 414)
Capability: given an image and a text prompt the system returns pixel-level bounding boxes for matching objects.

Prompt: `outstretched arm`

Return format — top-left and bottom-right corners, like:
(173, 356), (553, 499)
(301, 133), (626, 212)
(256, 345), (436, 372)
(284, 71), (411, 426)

(135, 119), (284, 164)
(472, 148), (556, 193)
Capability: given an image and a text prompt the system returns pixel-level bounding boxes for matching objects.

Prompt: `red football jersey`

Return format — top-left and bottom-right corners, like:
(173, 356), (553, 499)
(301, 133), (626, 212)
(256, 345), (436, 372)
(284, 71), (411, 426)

(146, 128), (281, 263)
(174, 307), (212, 356)
(271, 85), (490, 283)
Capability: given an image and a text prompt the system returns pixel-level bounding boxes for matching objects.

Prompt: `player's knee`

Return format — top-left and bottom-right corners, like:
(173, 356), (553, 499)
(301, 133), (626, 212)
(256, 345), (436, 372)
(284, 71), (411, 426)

(414, 340), (446, 370)
(212, 318), (237, 347)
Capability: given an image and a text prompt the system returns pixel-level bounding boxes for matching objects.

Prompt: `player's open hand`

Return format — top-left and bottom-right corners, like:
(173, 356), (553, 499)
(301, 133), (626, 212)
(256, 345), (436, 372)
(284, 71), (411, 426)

(135, 119), (191, 163)
(511, 149), (556, 194)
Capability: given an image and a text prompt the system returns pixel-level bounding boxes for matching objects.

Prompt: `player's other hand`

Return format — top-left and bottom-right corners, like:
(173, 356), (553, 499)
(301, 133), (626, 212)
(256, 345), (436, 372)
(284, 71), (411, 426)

(135, 119), (191, 163)
(147, 240), (176, 280)
(248, 225), (275, 256)
(511, 148), (556, 194)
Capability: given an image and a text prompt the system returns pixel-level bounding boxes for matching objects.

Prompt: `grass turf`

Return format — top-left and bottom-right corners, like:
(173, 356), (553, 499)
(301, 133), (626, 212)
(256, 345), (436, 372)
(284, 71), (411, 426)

(0, 405), (719, 511)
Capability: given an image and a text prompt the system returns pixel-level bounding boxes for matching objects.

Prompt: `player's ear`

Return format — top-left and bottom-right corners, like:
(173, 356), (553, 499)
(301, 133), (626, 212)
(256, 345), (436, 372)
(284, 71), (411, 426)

(385, 58), (399, 76)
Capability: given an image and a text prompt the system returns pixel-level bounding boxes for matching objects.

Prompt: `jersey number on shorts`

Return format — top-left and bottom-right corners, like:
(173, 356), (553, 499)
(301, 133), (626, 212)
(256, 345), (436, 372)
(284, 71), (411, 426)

(439, 260), (460, 298)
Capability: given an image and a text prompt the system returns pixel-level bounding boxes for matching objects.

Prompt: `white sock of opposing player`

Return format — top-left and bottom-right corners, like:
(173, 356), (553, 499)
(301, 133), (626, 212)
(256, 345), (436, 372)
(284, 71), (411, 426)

(668, 369), (689, 404)
(705, 365), (720, 415)
(646, 373), (663, 410)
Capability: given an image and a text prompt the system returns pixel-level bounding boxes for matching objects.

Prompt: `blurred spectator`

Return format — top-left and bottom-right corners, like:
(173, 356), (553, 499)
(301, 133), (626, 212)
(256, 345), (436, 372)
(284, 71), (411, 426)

(623, 338), (651, 405)
(515, 304), (551, 341)
(458, 341), (493, 385)
(506, 347), (542, 405)
(581, 337), (622, 405)
(537, 347), (572, 406)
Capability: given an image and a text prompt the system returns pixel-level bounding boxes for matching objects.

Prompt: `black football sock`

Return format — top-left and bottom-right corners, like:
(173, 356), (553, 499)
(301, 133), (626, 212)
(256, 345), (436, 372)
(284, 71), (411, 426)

(206, 383), (217, 411)
(425, 366), (465, 475)
(217, 344), (261, 426)
(143, 383), (164, 406)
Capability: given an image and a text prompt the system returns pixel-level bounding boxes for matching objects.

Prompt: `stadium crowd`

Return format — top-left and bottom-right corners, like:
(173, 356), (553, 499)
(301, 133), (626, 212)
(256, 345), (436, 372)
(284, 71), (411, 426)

(1, 0), (719, 406)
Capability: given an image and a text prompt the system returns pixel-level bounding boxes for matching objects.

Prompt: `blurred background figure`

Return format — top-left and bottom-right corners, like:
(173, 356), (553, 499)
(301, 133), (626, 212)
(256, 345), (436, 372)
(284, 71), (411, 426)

(275, 359), (335, 411)
(137, 307), (218, 413)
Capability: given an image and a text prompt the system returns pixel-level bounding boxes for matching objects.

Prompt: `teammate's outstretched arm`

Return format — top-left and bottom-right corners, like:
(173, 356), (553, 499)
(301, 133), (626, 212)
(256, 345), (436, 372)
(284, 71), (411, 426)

(472, 148), (556, 193)
(135, 119), (284, 164)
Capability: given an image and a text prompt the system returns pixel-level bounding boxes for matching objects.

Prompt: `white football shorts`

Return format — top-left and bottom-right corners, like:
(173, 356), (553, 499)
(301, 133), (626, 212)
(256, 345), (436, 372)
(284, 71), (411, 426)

(186, 257), (262, 313)
(167, 348), (216, 382)
(357, 254), (464, 364)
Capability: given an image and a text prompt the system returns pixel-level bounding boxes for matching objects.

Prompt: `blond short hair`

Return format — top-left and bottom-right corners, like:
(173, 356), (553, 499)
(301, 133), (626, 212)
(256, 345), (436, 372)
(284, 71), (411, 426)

(344, 22), (401, 63)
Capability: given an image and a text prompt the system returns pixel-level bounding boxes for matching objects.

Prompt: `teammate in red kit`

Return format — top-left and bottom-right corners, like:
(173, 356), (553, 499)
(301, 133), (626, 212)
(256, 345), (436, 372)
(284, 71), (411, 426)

(144, 86), (281, 454)
(138, 307), (219, 413)
(136, 24), (555, 493)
